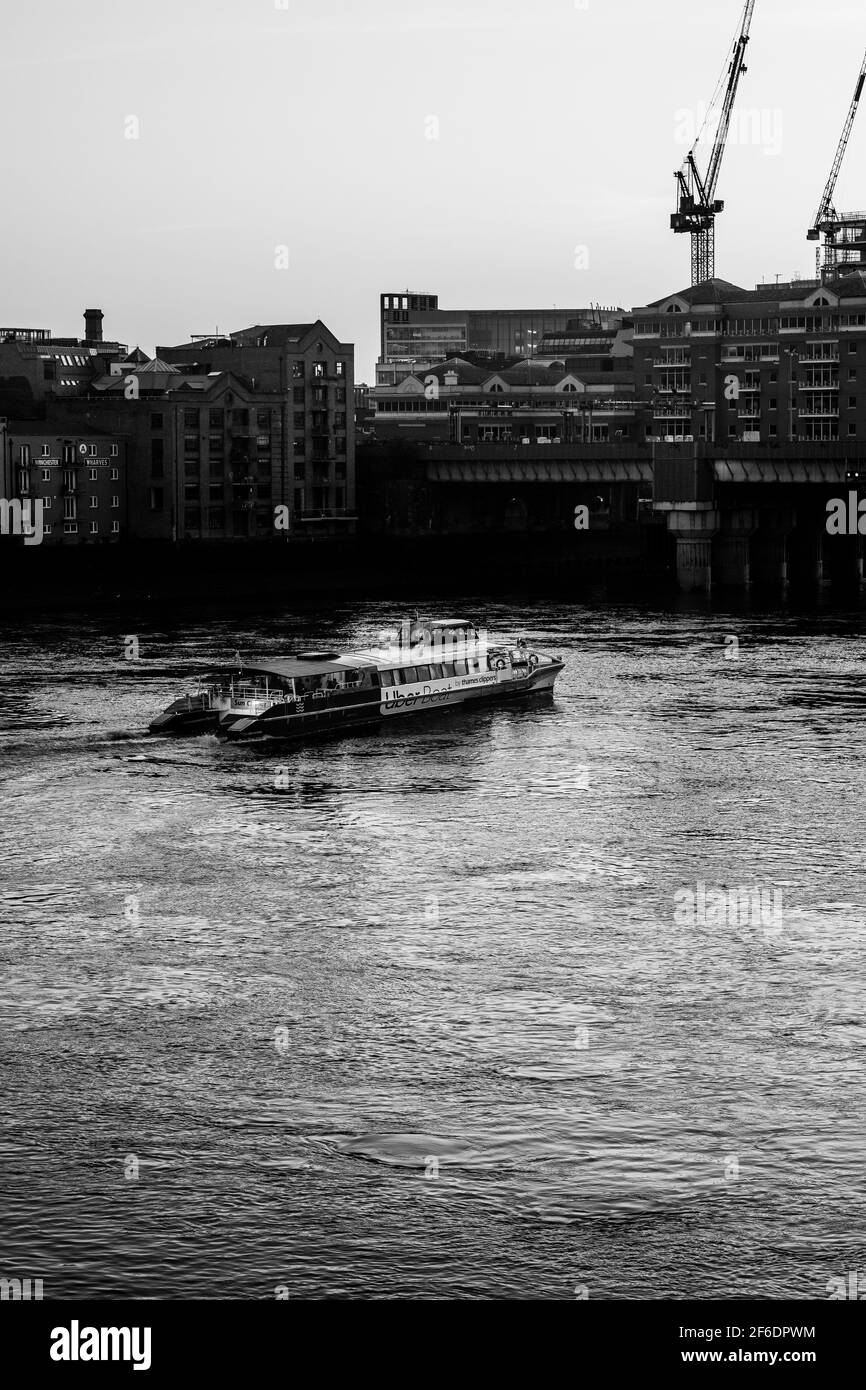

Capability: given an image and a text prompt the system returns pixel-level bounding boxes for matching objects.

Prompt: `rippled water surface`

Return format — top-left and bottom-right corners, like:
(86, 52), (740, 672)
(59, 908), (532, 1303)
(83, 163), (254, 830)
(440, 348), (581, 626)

(1, 599), (865, 1299)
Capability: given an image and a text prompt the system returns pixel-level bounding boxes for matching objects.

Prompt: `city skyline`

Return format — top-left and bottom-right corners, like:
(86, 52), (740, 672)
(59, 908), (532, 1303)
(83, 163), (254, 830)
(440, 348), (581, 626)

(3, 0), (866, 378)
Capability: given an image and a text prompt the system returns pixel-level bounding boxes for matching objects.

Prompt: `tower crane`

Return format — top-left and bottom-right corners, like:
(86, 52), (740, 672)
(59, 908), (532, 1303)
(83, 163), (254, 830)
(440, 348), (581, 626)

(807, 49), (866, 277)
(671, 0), (756, 285)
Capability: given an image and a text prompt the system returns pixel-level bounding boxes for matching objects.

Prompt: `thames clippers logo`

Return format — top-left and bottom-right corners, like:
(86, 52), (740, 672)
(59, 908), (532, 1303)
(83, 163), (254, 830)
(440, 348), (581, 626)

(0, 497), (44, 545)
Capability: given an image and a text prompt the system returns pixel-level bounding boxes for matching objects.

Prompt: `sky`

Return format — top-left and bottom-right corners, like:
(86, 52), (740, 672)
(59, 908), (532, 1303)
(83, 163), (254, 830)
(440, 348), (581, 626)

(2, 0), (866, 379)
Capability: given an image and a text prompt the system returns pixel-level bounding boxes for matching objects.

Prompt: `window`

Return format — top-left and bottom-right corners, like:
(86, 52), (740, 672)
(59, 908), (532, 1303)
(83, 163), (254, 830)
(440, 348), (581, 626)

(111, 520), (119, 533)
(380, 669), (394, 687)
(110, 444), (118, 457)
(209, 409), (224, 428)
(210, 458), (224, 477)
(209, 483), (223, 499)
(184, 408), (199, 428)
(256, 410), (270, 428)
(43, 524), (52, 534)
(149, 487), (164, 510)
(87, 444), (96, 457)
(769, 399), (777, 410)
(401, 667), (418, 684)
(42, 495), (52, 508)
(110, 468), (119, 481)
(19, 444), (31, 466)
(294, 412), (305, 428)
(850, 397), (857, 409)
(415, 665), (432, 681)
(63, 522), (78, 534)
(293, 440), (305, 457)
(90, 521), (98, 534)
(256, 435), (269, 448)
(292, 361), (304, 379)
(336, 361), (345, 377)
(89, 468), (98, 481)
(111, 496), (119, 508)
(293, 388), (305, 404)
(294, 488), (304, 512)
(184, 434), (199, 453)
(850, 368), (857, 380)
(313, 361), (326, 378)
(41, 468), (51, 481)
(151, 440), (164, 476)
(41, 443), (50, 457)
(63, 496), (76, 520)
(89, 496), (98, 509)
(232, 409), (249, 427)
(63, 444), (76, 464)
(454, 659), (467, 675)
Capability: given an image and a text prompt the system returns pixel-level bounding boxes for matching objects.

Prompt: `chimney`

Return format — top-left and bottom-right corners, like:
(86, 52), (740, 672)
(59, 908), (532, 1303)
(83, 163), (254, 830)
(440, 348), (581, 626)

(84, 308), (104, 344)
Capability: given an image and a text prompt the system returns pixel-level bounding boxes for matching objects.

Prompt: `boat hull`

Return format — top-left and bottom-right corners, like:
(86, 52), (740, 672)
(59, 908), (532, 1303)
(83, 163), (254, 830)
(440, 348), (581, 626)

(148, 695), (222, 736)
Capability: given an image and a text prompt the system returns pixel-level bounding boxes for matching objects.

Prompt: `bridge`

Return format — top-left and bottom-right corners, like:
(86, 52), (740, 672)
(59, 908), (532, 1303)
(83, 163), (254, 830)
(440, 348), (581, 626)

(357, 439), (866, 591)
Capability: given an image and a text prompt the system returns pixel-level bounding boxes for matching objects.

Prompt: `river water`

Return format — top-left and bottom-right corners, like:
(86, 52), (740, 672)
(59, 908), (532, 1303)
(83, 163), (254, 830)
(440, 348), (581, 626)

(1, 598), (864, 1300)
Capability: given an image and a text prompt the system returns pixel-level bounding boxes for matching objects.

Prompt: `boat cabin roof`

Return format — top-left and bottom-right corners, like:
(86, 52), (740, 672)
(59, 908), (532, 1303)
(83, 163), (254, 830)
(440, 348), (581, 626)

(240, 656), (376, 679)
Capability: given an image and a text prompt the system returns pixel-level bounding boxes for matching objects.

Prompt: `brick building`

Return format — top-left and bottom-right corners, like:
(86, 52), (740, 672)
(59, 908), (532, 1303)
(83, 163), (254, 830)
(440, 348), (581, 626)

(156, 321), (354, 531)
(0, 310), (130, 418)
(632, 272), (866, 445)
(0, 420), (126, 544)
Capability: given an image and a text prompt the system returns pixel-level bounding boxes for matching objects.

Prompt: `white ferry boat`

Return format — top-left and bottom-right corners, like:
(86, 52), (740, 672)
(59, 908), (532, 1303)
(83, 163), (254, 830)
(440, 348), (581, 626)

(149, 618), (564, 741)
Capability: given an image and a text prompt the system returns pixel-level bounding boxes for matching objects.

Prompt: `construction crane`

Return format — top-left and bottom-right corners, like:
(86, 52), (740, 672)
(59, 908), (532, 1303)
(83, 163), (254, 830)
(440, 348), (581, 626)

(671, 0), (756, 285)
(807, 49), (866, 277)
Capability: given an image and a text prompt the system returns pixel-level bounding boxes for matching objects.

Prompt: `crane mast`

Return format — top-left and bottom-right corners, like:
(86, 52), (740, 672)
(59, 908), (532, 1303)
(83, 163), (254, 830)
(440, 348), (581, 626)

(807, 49), (866, 279)
(671, 0), (756, 285)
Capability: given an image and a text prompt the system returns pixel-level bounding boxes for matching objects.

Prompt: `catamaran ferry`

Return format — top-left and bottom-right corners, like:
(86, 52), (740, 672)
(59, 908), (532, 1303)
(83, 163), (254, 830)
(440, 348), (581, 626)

(149, 618), (564, 741)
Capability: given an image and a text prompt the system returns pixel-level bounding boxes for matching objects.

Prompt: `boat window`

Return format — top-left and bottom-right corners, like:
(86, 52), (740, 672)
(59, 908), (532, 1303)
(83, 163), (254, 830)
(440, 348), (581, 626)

(430, 663), (444, 679)
(415, 664), (431, 681)
(401, 666), (418, 684)
(454, 659), (467, 676)
(442, 662), (455, 678)
(380, 669), (394, 687)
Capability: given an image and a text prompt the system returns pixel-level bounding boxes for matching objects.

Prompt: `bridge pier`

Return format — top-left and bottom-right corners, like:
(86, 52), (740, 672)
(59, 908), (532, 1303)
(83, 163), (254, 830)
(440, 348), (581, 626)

(753, 510), (795, 590)
(713, 510), (758, 589)
(810, 530), (832, 590)
(666, 507), (719, 593)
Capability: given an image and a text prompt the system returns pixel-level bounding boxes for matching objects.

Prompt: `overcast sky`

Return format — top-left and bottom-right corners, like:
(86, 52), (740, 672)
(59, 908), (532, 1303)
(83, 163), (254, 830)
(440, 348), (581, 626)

(3, 0), (865, 378)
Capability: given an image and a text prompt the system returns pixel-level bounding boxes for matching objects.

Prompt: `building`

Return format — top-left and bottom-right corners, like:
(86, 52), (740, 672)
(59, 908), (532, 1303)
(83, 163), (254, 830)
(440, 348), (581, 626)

(156, 321), (354, 530)
(370, 357), (636, 444)
(0, 420), (126, 544)
(41, 364), (292, 541)
(377, 291), (625, 385)
(631, 272), (866, 445)
(0, 310), (129, 418)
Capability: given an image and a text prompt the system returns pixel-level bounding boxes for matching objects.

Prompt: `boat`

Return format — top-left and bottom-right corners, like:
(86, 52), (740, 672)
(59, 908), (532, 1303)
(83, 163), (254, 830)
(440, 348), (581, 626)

(148, 618), (564, 741)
